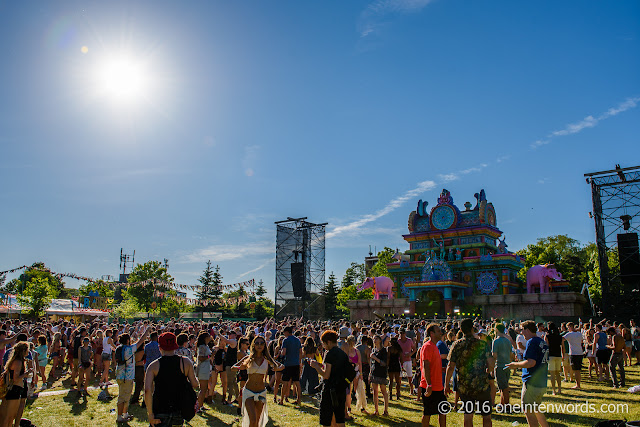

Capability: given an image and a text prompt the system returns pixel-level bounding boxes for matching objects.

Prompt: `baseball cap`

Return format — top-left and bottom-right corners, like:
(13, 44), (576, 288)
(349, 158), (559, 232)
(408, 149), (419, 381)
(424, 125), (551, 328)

(339, 326), (349, 338)
(158, 332), (179, 351)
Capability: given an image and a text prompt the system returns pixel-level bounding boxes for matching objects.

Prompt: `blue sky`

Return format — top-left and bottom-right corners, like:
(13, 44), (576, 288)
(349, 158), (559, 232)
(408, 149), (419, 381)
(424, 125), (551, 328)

(1, 0), (639, 298)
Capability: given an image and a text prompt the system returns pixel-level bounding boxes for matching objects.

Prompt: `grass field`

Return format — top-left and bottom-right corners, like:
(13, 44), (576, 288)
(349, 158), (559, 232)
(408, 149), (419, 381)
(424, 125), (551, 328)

(19, 363), (640, 427)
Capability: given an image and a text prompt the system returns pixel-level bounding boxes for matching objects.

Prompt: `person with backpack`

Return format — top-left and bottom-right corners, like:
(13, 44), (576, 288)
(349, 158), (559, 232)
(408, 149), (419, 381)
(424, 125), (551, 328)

(310, 330), (352, 427)
(145, 332), (198, 427)
(115, 326), (151, 423)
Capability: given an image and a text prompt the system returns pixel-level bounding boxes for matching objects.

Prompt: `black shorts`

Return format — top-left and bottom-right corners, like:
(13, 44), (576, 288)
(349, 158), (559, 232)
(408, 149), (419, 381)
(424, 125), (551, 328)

(570, 355), (584, 371)
(282, 365), (300, 382)
(459, 389), (492, 416)
(422, 389), (447, 415)
(5, 384), (27, 401)
(596, 349), (611, 365)
(320, 389), (345, 426)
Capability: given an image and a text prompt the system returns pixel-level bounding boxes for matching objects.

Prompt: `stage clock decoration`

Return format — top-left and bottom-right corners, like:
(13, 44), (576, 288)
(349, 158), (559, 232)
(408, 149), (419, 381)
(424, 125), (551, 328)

(476, 271), (498, 295)
(431, 205), (456, 230)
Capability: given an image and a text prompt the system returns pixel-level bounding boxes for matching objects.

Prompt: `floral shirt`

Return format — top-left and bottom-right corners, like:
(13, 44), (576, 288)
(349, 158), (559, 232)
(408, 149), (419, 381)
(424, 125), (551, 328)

(448, 336), (491, 396)
(115, 344), (136, 381)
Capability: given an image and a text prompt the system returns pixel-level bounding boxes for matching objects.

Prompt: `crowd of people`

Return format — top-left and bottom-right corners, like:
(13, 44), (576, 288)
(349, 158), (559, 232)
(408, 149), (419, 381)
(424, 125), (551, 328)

(0, 315), (636, 427)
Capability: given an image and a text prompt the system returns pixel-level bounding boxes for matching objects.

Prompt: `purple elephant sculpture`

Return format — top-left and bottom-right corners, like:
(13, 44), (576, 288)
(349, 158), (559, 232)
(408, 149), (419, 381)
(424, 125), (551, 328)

(526, 264), (562, 293)
(358, 276), (395, 300)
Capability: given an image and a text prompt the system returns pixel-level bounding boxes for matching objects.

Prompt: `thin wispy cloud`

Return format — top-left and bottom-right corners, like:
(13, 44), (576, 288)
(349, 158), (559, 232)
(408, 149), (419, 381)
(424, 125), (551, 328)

(327, 180), (437, 239)
(531, 97), (640, 149)
(358, 0), (435, 40)
(437, 163), (489, 183)
(237, 257), (275, 279)
(181, 243), (272, 264)
(328, 162), (492, 240)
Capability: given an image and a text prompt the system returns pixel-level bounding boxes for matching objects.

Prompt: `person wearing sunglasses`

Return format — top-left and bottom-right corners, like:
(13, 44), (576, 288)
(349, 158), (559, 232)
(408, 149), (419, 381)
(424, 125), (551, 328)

(231, 336), (284, 427)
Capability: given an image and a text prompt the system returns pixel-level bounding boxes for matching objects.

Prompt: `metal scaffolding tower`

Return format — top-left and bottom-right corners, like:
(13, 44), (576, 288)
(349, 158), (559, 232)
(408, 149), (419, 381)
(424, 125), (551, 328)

(586, 164), (640, 318)
(274, 217), (326, 319)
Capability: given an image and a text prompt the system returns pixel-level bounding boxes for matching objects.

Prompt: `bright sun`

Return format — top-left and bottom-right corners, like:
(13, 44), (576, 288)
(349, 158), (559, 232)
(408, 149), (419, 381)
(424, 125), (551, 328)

(95, 54), (148, 104)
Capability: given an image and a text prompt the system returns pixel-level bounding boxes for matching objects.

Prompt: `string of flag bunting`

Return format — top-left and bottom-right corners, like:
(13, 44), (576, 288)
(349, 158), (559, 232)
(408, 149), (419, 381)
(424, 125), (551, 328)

(0, 265), (256, 306)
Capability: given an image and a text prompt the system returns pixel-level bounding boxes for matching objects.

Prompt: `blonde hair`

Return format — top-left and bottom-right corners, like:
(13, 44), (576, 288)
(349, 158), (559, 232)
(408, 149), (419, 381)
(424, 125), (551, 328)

(4, 342), (28, 374)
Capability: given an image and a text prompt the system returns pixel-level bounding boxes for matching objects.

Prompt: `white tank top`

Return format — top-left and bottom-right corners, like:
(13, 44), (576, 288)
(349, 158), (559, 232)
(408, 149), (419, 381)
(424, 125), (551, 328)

(103, 337), (112, 354)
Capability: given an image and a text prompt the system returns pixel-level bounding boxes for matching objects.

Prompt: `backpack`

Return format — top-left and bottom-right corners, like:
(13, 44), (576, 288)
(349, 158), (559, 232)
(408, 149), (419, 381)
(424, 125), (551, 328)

(115, 345), (132, 366)
(344, 358), (357, 385)
(179, 357), (197, 421)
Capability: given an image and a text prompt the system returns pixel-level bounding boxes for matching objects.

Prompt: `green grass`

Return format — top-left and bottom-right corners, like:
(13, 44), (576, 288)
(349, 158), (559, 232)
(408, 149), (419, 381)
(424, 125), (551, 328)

(21, 364), (640, 426)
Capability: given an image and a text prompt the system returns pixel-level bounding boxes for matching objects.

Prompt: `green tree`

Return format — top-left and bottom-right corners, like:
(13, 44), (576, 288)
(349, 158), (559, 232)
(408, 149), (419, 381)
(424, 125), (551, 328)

(255, 280), (267, 298)
(341, 262), (366, 289)
(253, 299), (274, 320)
(18, 276), (58, 318)
(79, 280), (115, 298)
(112, 298), (140, 320)
(0, 274), (5, 289)
(125, 261), (174, 311)
(3, 262), (67, 298)
(196, 261), (223, 312)
(160, 293), (190, 318)
(224, 285), (250, 317)
(370, 247), (396, 279)
(516, 235), (590, 291)
(322, 272), (339, 319)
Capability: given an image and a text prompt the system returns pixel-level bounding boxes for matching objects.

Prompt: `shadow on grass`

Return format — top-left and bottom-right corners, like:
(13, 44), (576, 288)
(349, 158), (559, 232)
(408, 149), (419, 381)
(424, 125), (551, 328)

(62, 390), (88, 415)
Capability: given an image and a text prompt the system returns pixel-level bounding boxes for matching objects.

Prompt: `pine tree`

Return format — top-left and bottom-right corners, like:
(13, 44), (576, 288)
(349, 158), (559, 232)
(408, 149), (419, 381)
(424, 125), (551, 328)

(196, 261), (223, 311)
(322, 272), (339, 319)
(255, 280), (267, 299)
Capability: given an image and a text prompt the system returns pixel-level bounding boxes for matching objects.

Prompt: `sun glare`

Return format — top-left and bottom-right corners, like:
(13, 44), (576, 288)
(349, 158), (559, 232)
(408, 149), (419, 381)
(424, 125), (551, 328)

(95, 54), (148, 104)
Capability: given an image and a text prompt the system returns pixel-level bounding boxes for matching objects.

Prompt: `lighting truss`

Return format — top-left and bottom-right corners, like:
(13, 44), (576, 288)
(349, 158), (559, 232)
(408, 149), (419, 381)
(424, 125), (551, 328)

(586, 164), (640, 317)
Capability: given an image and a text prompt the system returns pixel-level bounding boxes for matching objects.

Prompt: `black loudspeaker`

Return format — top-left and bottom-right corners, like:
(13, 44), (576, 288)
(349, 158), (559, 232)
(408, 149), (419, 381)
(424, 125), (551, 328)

(617, 233), (640, 288)
(291, 262), (306, 298)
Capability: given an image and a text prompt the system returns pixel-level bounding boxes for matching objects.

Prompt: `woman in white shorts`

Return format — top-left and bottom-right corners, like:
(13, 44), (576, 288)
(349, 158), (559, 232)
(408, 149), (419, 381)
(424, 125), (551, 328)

(195, 332), (212, 413)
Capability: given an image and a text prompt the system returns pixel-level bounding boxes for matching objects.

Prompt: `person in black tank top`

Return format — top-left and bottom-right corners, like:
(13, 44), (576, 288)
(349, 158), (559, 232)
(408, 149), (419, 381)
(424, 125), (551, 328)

(145, 332), (198, 427)
(216, 330), (240, 406)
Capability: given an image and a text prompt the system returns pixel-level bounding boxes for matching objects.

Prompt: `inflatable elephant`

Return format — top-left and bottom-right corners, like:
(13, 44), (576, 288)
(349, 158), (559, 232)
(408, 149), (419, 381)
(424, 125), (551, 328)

(526, 264), (562, 293)
(358, 276), (395, 300)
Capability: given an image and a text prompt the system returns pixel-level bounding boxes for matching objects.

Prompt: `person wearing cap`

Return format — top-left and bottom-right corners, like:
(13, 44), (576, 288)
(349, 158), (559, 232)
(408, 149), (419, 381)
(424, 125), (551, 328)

(145, 332), (198, 427)
(337, 327), (349, 351)
(398, 328), (416, 396)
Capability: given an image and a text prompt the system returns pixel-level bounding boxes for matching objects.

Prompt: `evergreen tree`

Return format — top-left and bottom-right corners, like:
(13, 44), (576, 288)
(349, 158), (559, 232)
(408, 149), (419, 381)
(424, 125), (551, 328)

(322, 272), (339, 319)
(341, 262), (366, 290)
(255, 280), (268, 298)
(196, 261), (223, 311)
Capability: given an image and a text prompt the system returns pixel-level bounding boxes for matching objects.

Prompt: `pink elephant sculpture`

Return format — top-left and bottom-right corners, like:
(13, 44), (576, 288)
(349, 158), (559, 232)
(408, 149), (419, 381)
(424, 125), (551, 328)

(358, 276), (395, 300)
(526, 264), (563, 293)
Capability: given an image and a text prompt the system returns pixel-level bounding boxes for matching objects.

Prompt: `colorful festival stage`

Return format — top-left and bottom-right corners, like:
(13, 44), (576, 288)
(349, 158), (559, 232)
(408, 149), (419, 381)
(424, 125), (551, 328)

(348, 189), (585, 320)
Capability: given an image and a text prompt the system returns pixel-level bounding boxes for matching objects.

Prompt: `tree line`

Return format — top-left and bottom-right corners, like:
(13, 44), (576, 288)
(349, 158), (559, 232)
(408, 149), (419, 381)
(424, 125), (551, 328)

(0, 261), (274, 320)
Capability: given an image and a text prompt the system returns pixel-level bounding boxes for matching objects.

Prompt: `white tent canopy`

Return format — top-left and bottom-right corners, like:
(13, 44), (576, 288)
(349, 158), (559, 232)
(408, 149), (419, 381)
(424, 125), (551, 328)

(0, 295), (108, 317)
